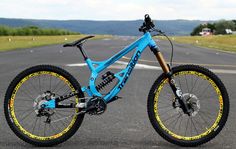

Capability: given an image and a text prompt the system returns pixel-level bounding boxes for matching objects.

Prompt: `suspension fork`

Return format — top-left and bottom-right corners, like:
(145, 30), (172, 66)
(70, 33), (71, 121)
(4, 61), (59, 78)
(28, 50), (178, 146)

(149, 46), (191, 114)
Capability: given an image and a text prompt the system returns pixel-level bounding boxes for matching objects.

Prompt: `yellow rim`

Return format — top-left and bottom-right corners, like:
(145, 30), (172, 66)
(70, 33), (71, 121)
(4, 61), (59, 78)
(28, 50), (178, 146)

(154, 71), (223, 141)
(9, 71), (79, 140)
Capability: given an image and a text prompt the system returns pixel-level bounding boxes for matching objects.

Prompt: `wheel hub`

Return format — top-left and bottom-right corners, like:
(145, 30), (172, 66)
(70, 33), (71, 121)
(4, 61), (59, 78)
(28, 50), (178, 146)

(182, 93), (200, 117)
(33, 91), (55, 117)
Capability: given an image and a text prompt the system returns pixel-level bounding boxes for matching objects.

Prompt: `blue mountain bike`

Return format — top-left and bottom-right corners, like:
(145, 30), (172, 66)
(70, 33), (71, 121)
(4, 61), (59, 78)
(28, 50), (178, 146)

(4, 15), (229, 147)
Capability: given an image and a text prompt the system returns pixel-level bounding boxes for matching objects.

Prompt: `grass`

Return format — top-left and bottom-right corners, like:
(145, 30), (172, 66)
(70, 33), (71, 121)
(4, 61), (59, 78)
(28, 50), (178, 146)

(0, 35), (111, 51)
(166, 35), (236, 52)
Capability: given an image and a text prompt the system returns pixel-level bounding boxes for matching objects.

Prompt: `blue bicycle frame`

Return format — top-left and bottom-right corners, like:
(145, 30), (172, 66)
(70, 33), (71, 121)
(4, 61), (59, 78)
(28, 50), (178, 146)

(81, 32), (160, 103)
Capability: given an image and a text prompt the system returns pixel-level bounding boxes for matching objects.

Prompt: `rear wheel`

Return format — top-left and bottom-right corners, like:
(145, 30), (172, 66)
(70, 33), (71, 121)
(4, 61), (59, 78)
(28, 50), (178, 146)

(147, 65), (229, 147)
(4, 65), (84, 146)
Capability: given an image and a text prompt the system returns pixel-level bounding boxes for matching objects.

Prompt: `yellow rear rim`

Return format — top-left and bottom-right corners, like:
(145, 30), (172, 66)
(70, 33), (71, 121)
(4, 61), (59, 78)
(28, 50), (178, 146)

(9, 71), (79, 140)
(154, 71), (223, 141)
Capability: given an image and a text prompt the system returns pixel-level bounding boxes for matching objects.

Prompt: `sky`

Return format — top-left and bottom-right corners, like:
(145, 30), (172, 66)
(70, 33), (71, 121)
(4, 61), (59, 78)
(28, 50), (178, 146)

(0, 0), (235, 20)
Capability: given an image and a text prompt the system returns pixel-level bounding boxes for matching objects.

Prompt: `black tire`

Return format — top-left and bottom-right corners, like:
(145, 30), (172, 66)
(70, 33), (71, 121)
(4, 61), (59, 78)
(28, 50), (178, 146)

(147, 65), (229, 147)
(4, 65), (85, 146)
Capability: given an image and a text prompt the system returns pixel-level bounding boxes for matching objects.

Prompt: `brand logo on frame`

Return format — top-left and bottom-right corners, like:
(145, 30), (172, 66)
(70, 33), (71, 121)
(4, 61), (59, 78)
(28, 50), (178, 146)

(118, 51), (141, 90)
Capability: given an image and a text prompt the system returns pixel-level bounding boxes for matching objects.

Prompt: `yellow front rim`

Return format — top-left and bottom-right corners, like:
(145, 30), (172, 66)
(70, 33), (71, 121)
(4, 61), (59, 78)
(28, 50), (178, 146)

(9, 71), (79, 140)
(154, 71), (223, 141)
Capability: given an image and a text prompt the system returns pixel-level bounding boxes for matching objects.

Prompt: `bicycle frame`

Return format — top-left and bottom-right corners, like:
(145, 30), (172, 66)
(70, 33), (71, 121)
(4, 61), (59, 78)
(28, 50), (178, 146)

(81, 32), (169, 103)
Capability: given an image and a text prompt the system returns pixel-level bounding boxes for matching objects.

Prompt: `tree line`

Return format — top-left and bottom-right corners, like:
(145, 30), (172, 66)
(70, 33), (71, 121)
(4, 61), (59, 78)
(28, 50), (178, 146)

(0, 26), (79, 36)
(191, 20), (236, 36)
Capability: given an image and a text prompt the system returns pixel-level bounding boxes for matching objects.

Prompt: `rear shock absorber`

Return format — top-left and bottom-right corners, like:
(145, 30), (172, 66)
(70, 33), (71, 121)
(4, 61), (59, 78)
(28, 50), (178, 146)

(96, 71), (115, 91)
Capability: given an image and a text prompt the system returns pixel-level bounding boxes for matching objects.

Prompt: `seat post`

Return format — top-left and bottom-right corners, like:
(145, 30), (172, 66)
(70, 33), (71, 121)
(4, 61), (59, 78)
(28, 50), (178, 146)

(77, 45), (88, 60)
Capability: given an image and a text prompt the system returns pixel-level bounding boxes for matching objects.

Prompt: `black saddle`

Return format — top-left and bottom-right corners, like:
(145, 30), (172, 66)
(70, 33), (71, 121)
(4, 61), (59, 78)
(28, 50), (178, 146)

(63, 35), (94, 47)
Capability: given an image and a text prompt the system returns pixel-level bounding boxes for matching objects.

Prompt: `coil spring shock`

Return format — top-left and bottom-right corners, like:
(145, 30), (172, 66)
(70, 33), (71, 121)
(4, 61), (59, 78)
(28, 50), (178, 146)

(96, 71), (115, 91)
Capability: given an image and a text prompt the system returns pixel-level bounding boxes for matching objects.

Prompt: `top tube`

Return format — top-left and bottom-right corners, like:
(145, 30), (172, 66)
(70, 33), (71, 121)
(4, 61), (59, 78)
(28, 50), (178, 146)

(85, 32), (156, 73)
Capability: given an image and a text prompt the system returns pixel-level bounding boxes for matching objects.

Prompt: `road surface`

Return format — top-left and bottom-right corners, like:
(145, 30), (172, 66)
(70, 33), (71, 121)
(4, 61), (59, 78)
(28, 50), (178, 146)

(0, 37), (235, 149)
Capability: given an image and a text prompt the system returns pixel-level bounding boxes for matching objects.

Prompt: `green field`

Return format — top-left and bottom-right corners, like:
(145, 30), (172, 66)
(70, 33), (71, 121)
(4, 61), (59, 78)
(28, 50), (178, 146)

(168, 35), (236, 52)
(0, 35), (111, 51)
(1, 35), (236, 52)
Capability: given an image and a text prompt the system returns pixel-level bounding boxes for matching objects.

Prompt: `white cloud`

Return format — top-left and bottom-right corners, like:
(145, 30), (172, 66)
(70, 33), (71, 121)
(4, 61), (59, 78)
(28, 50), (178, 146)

(0, 0), (235, 20)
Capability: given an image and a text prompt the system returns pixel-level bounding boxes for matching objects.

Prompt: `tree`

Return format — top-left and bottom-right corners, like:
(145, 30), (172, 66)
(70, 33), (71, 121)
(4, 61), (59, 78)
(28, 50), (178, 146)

(214, 20), (235, 34)
(0, 25), (79, 36)
(191, 23), (215, 36)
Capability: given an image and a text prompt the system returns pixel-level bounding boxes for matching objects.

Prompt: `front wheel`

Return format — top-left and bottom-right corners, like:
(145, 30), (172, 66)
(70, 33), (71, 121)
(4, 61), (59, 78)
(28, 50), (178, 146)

(4, 65), (85, 146)
(147, 65), (229, 147)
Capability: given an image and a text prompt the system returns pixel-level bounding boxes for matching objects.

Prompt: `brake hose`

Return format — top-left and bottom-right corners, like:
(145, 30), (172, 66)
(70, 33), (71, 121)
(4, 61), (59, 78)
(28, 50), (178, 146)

(152, 29), (174, 67)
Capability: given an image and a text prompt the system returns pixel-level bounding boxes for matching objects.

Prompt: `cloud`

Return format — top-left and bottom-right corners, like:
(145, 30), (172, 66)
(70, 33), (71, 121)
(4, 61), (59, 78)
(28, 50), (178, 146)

(0, 0), (235, 20)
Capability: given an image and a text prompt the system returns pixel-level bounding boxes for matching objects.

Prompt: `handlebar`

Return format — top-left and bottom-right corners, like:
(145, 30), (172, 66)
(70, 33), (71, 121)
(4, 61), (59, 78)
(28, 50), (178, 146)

(139, 14), (155, 33)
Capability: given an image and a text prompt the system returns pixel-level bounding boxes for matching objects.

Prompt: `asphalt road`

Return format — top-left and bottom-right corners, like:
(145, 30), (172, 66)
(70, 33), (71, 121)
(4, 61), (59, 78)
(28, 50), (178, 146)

(0, 37), (236, 149)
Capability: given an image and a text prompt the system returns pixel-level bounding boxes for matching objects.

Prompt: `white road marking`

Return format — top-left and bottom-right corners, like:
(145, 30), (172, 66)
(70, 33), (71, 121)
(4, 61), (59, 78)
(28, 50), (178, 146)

(66, 61), (236, 74)
(66, 61), (161, 70)
(211, 69), (236, 74)
(66, 63), (87, 67)
(122, 56), (236, 68)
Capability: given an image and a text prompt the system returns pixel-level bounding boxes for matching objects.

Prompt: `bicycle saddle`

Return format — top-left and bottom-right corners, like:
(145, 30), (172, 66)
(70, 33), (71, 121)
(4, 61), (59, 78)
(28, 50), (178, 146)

(63, 35), (94, 47)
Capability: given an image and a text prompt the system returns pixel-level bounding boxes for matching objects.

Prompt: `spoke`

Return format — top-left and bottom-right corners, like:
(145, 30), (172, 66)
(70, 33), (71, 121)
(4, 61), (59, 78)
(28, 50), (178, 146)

(198, 112), (210, 129)
(49, 123), (57, 135)
(56, 111), (72, 118)
(189, 76), (199, 93)
(165, 113), (180, 127)
(193, 116), (205, 131)
(200, 110), (215, 119)
(49, 75), (52, 91)
(15, 97), (33, 102)
(51, 116), (63, 132)
(62, 88), (72, 96)
(38, 75), (42, 94)
(158, 104), (172, 109)
(15, 107), (33, 113)
(19, 110), (34, 122)
(178, 77), (183, 92)
(54, 114), (67, 128)
(190, 117), (193, 137)
(198, 83), (211, 99)
(162, 113), (180, 123)
(43, 122), (47, 137)
(184, 75), (190, 93)
(38, 117), (42, 136)
(178, 115), (184, 134)
(54, 84), (68, 95)
(191, 117), (199, 135)
(169, 113), (182, 130)
(173, 113), (182, 130)
(158, 107), (175, 116)
(32, 117), (39, 134)
(185, 117), (190, 136)
(28, 79), (41, 95)
(191, 74), (194, 89)
(52, 79), (63, 93)
(19, 88), (34, 101)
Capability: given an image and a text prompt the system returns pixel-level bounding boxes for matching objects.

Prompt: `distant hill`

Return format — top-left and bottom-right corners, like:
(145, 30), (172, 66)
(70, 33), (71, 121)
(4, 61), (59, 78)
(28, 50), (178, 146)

(0, 18), (212, 36)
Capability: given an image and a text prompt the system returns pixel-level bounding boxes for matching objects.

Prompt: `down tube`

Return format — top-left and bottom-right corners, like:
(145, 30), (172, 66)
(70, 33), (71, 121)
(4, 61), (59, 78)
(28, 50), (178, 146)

(104, 37), (151, 103)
